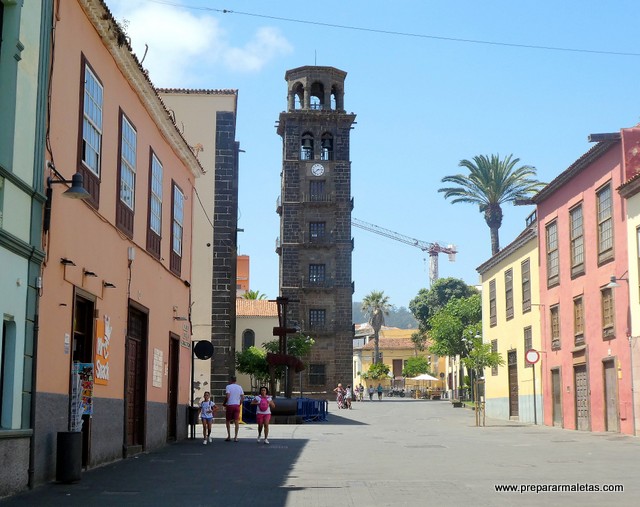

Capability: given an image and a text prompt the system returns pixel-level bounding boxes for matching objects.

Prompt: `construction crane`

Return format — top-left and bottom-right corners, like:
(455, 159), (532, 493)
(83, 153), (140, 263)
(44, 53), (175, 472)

(352, 218), (457, 287)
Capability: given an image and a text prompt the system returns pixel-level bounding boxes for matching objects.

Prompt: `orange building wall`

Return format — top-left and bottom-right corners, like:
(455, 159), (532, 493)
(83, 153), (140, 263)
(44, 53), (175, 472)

(34, 2), (200, 482)
(237, 255), (250, 293)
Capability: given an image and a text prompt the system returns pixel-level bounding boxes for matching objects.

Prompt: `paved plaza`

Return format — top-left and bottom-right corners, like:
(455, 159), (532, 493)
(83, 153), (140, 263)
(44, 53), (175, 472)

(2, 397), (639, 506)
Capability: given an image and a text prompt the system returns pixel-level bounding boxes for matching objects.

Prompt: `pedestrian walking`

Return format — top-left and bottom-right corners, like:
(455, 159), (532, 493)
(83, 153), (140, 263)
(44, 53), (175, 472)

(200, 391), (217, 445)
(377, 383), (383, 400)
(333, 383), (345, 409)
(358, 383), (365, 402)
(345, 385), (353, 409)
(251, 386), (275, 444)
(368, 385), (374, 401)
(224, 376), (244, 442)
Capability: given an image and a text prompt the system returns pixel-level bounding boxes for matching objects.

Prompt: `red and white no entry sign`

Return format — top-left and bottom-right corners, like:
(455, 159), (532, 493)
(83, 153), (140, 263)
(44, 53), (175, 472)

(525, 349), (540, 364)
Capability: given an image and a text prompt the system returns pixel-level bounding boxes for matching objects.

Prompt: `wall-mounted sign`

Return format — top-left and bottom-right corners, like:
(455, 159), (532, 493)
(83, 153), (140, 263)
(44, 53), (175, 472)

(94, 315), (112, 385)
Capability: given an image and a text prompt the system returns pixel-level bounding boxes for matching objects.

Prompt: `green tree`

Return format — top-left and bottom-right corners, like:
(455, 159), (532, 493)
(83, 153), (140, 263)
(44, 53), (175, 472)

(263, 333), (315, 358)
(235, 346), (269, 393)
(361, 362), (390, 381)
(428, 294), (482, 358)
(242, 290), (267, 300)
(439, 154), (544, 255)
(402, 356), (431, 378)
(462, 336), (505, 375)
(410, 278), (478, 331)
(361, 290), (392, 364)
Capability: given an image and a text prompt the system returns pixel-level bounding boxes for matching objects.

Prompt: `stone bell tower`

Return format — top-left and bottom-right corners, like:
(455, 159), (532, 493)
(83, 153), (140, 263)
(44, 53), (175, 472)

(276, 66), (356, 395)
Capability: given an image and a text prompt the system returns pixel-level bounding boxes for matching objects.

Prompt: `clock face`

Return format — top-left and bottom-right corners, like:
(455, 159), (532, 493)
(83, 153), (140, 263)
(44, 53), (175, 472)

(311, 163), (325, 176)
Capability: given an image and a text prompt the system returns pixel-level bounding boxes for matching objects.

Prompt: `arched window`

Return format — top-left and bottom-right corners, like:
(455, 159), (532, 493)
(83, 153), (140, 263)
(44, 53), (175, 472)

(301, 132), (314, 161)
(242, 329), (255, 351)
(321, 133), (333, 161)
(310, 81), (325, 110)
(293, 83), (304, 110)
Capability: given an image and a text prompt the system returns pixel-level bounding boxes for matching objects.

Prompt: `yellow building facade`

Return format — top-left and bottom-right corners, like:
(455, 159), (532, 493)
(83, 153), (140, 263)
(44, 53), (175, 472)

(355, 327), (446, 393)
(477, 219), (543, 423)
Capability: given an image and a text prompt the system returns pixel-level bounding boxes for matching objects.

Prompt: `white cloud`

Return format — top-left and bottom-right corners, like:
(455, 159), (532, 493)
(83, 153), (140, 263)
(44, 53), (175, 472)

(108, 1), (292, 87)
(224, 27), (293, 72)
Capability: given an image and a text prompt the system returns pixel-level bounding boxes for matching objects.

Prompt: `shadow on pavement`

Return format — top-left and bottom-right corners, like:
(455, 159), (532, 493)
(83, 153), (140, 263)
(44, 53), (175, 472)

(1, 433), (307, 507)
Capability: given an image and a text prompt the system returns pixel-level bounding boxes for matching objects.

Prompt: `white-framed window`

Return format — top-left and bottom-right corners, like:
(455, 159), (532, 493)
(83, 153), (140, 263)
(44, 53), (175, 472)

(150, 154), (163, 234)
(172, 185), (184, 256)
(120, 116), (136, 209)
(82, 66), (103, 176)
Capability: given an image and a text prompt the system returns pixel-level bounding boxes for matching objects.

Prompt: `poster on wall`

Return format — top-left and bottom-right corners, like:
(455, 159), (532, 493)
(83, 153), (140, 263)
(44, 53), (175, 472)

(71, 362), (94, 416)
(94, 315), (111, 385)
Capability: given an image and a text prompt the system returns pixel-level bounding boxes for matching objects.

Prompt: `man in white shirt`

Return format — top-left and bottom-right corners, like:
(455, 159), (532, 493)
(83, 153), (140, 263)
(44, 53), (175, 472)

(224, 376), (245, 442)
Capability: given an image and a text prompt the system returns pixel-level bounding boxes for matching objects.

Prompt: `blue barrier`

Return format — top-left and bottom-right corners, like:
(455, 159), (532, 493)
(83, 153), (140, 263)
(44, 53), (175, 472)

(242, 397), (328, 423)
(297, 398), (328, 422)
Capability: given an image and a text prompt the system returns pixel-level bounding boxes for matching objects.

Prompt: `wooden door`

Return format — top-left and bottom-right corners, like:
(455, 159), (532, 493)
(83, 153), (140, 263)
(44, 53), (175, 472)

(392, 359), (402, 386)
(551, 369), (562, 427)
(125, 307), (147, 450)
(507, 350), (519, 417)
(603, 360), (619, 432)
(167, 334), (179, 441)
(574, 364), (590, 431)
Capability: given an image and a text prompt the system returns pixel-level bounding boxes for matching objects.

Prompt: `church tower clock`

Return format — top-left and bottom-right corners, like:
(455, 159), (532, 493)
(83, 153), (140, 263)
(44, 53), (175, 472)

(276, 66), (356, 394)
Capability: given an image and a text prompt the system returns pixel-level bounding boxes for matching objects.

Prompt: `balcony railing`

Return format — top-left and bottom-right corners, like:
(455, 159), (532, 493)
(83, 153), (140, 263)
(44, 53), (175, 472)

(303, 192), (334, 204)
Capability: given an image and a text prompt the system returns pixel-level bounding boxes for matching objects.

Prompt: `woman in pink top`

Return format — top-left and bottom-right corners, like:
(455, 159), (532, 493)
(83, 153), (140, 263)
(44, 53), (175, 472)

(251, 386), (275, 444)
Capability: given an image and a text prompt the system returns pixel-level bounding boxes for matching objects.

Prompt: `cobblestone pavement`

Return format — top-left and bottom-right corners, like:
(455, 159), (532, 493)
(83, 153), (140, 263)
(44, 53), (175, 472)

(2, 398), (639, 506)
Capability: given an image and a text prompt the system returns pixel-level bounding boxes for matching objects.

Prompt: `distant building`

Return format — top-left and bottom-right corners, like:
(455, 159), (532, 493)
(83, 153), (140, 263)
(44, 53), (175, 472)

(235, 299), (278, 393)
(356, 327), (446, 392)
(237, 254), (250, 296)
(158, 88), (239, 407)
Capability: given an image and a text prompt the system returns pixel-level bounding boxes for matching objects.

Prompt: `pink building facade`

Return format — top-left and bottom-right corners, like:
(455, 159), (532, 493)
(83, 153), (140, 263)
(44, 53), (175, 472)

(534, 130), (636, 435)
(34, 0), (202, 484)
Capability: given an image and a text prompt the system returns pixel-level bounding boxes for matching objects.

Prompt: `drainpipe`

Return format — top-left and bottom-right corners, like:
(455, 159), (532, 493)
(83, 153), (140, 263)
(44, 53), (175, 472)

(27, 253), (41, 489)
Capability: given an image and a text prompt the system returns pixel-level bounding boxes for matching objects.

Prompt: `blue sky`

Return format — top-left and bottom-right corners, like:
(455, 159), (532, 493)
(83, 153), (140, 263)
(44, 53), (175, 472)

(109, 0), (640, 309)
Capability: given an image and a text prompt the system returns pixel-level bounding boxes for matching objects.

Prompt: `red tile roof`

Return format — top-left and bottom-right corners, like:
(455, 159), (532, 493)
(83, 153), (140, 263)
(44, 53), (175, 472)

(235, 299), (278, 317)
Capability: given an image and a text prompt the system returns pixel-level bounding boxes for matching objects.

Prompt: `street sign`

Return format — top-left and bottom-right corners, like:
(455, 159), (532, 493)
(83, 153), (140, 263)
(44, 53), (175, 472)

(525, 349), (540, 365)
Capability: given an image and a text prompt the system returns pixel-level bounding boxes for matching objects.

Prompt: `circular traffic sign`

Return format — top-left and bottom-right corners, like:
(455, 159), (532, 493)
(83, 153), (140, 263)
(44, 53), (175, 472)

(525, 349), (540, 365)
(193, 340), (213, 360)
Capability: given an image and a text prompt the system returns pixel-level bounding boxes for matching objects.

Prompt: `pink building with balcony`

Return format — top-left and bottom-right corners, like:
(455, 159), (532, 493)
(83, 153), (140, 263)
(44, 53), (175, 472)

(533, 128), (639, 435)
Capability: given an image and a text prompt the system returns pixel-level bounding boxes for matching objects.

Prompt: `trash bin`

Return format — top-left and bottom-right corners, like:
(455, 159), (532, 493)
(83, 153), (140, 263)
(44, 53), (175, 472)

(56, 431), (82, 483)
(187, 405), (200, 426)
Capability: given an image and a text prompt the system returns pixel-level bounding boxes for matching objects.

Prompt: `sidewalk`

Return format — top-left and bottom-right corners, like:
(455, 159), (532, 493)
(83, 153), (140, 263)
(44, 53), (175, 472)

(2, 398), (639, 506)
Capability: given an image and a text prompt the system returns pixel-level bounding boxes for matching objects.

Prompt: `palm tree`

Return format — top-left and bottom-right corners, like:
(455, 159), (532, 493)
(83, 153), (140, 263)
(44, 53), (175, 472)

(439, 154), (544, 255)
(242, 290), (267, 300)
(361, 290), (392, 364)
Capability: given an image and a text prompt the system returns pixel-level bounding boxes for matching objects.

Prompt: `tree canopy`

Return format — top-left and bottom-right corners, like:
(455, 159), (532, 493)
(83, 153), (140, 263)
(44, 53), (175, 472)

(361, 290), (392, 364)
(242, 290), (267, 300)
(428, 293), (482, 357)
(402, 356), (431, 378)
(462, 336), (505, 374)
(361, 362), (390, 381)
(410, 277), (478, 331)
(438, 153), (545, 254)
